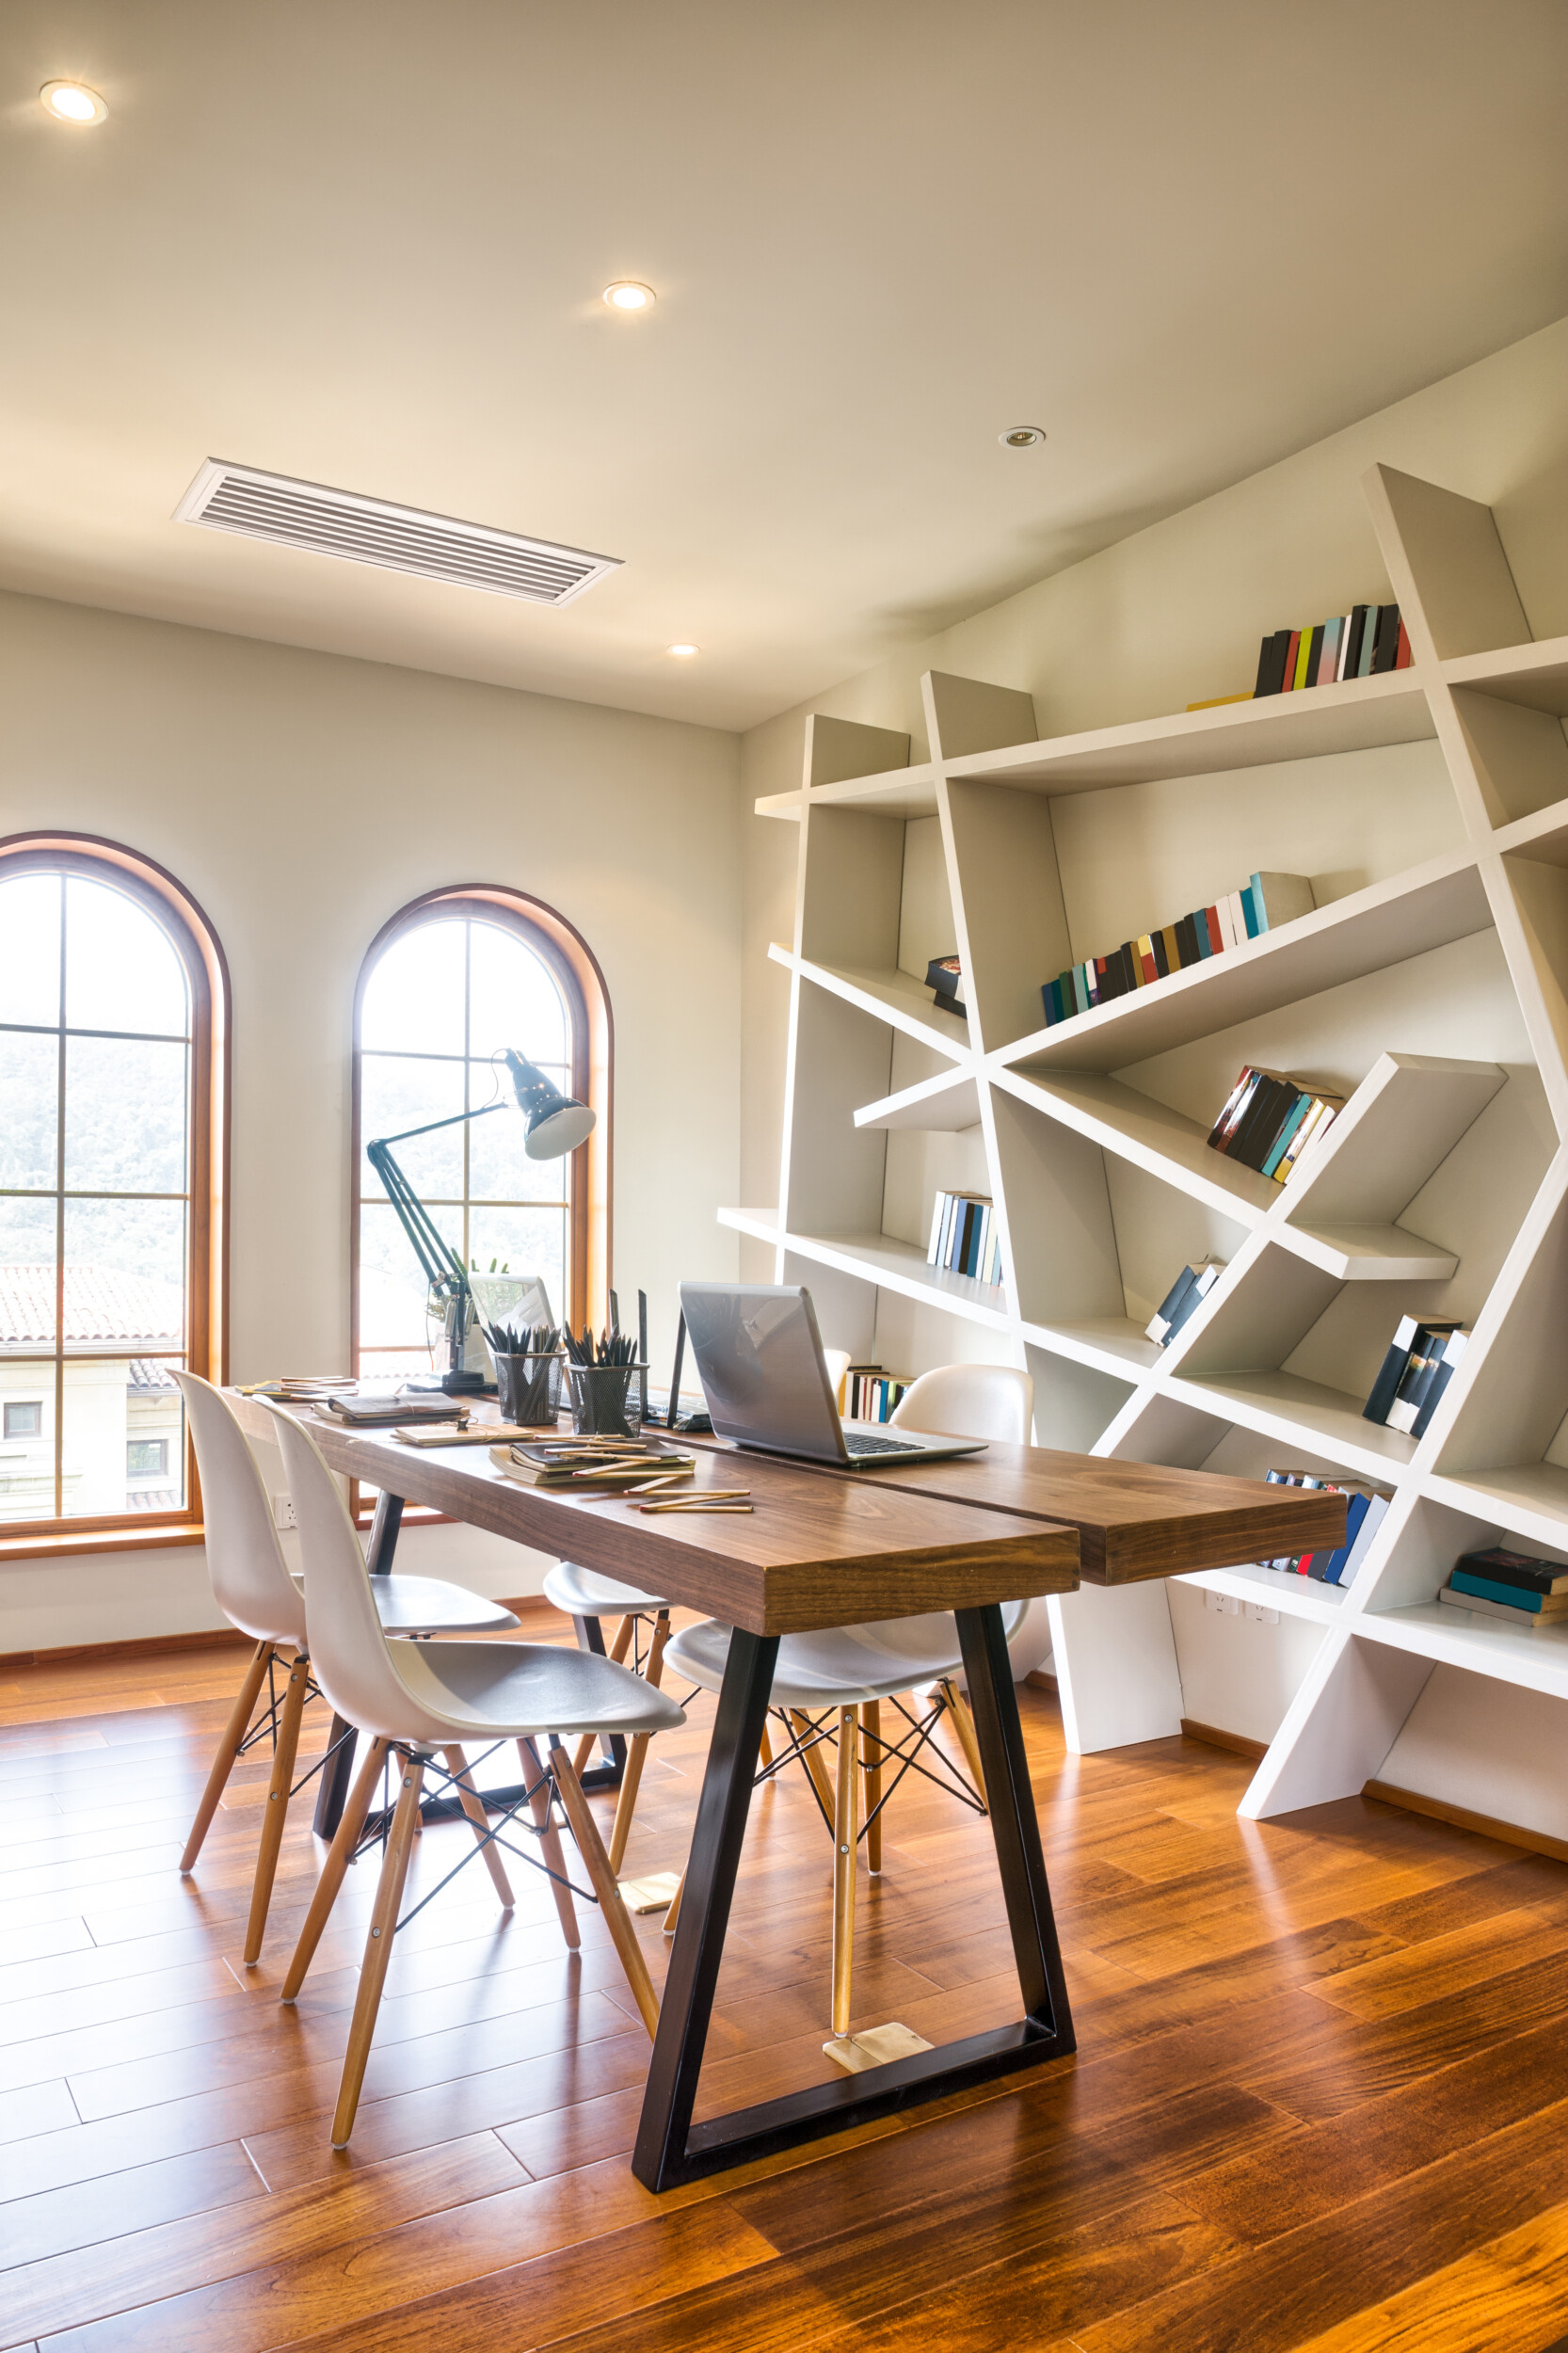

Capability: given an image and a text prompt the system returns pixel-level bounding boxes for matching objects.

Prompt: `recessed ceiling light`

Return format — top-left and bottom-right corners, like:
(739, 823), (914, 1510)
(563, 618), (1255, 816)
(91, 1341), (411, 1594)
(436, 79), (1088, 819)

(666, 643), (700, 658)
(40, 79), (107, 125)
(999, 426), (1047, 449)
(603, 280), (655, 312)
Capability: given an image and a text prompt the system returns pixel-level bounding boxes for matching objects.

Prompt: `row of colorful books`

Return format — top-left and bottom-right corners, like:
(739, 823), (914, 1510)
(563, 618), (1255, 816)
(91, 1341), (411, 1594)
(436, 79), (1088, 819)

(1440, 1547), (1568, 1633)
(1145, 1258), (1225, 1348)
(1207, 1065), (1345, 1183)
(1040, 871), (1314, 1026)
(837, 1365), (912, 1423)
(926, 1190), (1004, 1286)
(1254, 602), (1412, 696)
(1363, 1317), (1469, 1438)
(1261, 1469), (1392, 1583)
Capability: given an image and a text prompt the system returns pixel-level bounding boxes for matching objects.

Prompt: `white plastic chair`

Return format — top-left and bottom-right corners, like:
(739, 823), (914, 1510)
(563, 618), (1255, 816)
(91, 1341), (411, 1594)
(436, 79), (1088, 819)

(264, 1401), (685, 2147)
(175, 1371), (524, 1963)
(664, 1360), (1036, 2042)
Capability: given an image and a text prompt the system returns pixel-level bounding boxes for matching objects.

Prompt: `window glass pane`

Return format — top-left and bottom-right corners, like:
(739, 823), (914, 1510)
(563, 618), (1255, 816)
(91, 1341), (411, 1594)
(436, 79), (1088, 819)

(360, 1054), (465, 1202)
(63, 1355), (186, 1519)
(63, 1199), (187, 1347)
(0, 873), (61, 1028)
(467, 1208), (567, 1334)
(64, 1038), (189, 1194)
(0, 1031), (59, 1190)
(0, 1375), (53, 1523)
(468, 1064), (575, 1202)
(359, 1202), (460, 1351)
(468, 922), (568, 1066)
(0, 1201), (57, 1345)
(360, 920), (467, 1057)
(65, 879), (190, 1038)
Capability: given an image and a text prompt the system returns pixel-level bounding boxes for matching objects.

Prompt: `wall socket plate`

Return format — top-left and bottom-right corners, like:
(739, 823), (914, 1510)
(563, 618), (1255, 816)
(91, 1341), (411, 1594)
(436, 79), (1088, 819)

(272, 1494), (296, 1530)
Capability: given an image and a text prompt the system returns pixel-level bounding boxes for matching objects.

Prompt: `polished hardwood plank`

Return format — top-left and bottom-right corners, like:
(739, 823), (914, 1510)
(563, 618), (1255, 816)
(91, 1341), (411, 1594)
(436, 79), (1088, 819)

(1, 1636), (1564, 2353)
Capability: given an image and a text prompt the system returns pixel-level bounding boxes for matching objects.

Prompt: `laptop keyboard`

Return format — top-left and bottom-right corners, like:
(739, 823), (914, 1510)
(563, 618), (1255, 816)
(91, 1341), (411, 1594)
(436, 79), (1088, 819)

(844, 1431), (924, 1457)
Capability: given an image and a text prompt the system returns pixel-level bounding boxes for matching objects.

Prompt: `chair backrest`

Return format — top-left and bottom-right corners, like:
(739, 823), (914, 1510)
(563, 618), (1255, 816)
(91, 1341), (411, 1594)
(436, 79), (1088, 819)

(891, 1362), (1033, 1446)
(822, 1347), (851, 1411)
(174, 1371), (308, 1649)
(261, 1403), (418, 1737)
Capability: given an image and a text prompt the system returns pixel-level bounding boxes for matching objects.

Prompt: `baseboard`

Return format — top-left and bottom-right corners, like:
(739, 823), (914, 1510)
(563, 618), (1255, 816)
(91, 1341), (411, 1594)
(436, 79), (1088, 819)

(1179, 1716), (1268, 1762)
(0, 1625), (249, 1670)
(1363, 1779), (1568, 1866)
(1024, 1669), (1058, 1691)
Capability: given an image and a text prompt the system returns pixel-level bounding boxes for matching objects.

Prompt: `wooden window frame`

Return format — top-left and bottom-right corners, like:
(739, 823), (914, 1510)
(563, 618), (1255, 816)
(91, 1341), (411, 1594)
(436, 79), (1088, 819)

(0, 832), (231, 1561)
(349, 886), (613, 1469)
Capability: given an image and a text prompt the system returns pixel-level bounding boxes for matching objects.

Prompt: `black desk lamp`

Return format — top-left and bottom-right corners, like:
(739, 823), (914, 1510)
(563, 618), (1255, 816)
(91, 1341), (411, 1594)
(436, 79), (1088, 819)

(366, 1048), (595, 1394)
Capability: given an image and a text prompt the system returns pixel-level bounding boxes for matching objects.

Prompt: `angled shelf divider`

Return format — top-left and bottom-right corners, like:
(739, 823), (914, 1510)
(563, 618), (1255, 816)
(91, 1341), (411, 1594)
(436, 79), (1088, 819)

(745, 456), (1568, 1832)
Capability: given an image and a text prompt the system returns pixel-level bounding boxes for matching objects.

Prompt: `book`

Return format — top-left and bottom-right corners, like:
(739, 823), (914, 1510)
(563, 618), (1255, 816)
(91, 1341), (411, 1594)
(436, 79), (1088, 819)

(1255, 630), (1291, 696)
(1338, 605), (1368, 680)
(1395, 618), (1413, 669)
(1449, 1568), (1568, 1617)
(1227, 1070), (1300, 1169)
(1454, 1546), (1568, 1598)
(1144, 1258), (1225, 1346)
(1281, 629), (1302, 693)
(1364, 1315), (1420, 1425)
(1384, 1323), (1466, 1434)
(1259, 1093), (1316, 1179)
(1208, 1066), (1265, 1152)
(1275, 1094), (1341, 1178)
(1441, 1582), (1568, 1628)
(1317, 616), (1344, 684)
(1250, 872), (1317, 932)
(1356, 605), (1381, 679)
(1303, 623), (1326, 690)
(1413, 1328), (1469, 1437)
(1370, 603), (1402, 674)
(1333, 1490), (1392, 1586)
(322, 1392), (467, 1425)
(925, 955), (966, 1016)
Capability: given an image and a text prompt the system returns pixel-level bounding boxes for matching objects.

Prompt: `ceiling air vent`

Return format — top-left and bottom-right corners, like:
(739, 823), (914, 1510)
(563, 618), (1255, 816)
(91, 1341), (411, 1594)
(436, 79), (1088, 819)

(173, 460), (621, 606)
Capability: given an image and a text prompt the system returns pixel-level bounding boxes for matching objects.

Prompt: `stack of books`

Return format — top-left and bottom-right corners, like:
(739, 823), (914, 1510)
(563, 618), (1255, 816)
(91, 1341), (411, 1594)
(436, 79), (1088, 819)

(1145, 1259), (1226, 1347)
(1208, 1067), (1345, 1182)
(1440, 1547), (1568, 1633)
(924, 955), (966, 1018)
(927, 1191), (1003, 1286)
(1254, 603), (1413, 696)
(320, 1390), (468, 1427)
(1041, 871), (1314, 1026)
(840, 1366), (912, 1422)
(1261, 1468), (1392, 1583)
(1363, 1318), (1469, 1438)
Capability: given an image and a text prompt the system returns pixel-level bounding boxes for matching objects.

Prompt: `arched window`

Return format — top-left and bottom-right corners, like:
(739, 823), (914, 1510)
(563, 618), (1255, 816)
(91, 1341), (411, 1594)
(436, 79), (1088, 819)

(0, 835), (228, 1546)
(352, 888), (610, 1385)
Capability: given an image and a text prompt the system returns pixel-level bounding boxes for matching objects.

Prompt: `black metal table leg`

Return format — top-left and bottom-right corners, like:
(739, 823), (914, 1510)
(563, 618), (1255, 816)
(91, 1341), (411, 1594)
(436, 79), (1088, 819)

(632, 1604), (1074, 2192)
(312, 1492), (404, 1836)
(568, 1611), (628, 1795)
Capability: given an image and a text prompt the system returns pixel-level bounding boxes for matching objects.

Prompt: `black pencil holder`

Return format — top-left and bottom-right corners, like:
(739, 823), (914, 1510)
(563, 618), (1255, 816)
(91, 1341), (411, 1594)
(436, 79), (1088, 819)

(565, 1361), (648, 1439)
(494, 1349), (564, 1428)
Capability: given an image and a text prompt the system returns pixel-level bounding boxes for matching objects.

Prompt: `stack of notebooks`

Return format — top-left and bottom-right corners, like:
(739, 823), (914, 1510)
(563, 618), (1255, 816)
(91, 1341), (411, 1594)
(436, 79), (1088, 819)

(1440, 1547), (1568, 1634)
(1041, 871), (1315, 1027)
(1362, 1318), (1469, 1439)
(1254, 603), (1413, 696)
(840, 1366), (912, 1422)
(319, 1390), (468, 1427)
(927, 1190), (1003, 1286)
(1208, 1067), (1346, 1183)
(1145, 1259), (1226, 1347)
(1261, 1468), (1392, 1583)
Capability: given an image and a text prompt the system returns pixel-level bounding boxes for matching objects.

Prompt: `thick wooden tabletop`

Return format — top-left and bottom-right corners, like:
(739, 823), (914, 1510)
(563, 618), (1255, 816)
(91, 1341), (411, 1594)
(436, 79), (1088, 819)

(693, 1434), (1348, 1585)
(229, 1396), (1080, 1635)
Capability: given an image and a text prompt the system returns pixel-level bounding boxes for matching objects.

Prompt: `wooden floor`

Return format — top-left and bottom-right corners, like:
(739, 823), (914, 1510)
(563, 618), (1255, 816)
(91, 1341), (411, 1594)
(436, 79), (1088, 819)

(4, 1613), (1568, 2353)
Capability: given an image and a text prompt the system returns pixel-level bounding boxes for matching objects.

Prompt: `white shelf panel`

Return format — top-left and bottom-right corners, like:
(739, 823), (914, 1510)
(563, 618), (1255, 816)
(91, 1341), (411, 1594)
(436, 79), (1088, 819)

(854, 1069), (982, 1132)
(717, 1206), (782, 1246)
(1176, 1559), (1349, 1624)
(1494, 793), (1568, 869)
(769, 943), (971, 1058)
(991, 1067), (1277, 1225)
(1357, 1599), (1568, 1702)
(724, 1218), (1012, 1330)
(1166, 1368), (1416, 1481)
(1020, 1316), (1161, 1381)
(1276, 1222), (1459, 1283)
(1443, 635), (1568, 717)
(1424, 1464), (1568, 1552)
(755, 790), (804, 822)
(1000, 850), (1490, 1075)
(941, 668), (1432, 798)
(807, 763), (942, 818)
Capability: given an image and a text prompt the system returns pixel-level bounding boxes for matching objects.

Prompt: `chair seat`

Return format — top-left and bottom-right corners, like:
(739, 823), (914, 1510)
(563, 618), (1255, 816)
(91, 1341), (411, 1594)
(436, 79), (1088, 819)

(289, 1570), (518, 1634)
(543, 1561), (669, 1617)
(360, 1637), (687, 1746)
(664, 1609), (1022, 1712)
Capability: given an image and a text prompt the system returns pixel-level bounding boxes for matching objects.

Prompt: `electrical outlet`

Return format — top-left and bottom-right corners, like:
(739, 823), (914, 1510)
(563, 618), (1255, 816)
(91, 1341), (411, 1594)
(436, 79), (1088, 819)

(272, 1494), (296, 1531)
(1204, 1589), (1240, 1615)
(1245, 1602), (1280, 1625)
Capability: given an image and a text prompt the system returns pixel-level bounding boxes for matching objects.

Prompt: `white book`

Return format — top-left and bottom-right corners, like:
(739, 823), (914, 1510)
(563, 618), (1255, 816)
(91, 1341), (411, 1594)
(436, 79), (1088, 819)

(1225, 889), (1251, 945)
(1335, 612), (1354, 681)
(1439, 1583), (1562, 1632)
(927, 1193), (946, 1265)
(1215, 896), (1238, 953)
(937, 1193), (955, 1269)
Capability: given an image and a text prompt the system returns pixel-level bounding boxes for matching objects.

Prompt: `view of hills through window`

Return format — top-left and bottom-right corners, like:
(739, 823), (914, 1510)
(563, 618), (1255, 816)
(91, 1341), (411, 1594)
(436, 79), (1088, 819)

(0, 871), (191, 1523)
(357, 914), (573, 1385)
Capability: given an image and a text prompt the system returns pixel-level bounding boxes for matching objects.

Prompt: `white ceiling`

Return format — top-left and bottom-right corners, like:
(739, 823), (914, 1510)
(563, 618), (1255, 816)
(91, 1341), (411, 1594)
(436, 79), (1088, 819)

(2, 0), (1565, 732)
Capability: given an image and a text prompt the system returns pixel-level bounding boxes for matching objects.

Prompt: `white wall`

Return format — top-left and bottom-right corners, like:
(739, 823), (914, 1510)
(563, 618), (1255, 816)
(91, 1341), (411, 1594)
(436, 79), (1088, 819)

(0, 594), (742, 1648)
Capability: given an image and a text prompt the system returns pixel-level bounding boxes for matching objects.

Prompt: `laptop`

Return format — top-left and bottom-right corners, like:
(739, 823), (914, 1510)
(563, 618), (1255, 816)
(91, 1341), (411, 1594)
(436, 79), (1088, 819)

(679, 1283), (985, 1466)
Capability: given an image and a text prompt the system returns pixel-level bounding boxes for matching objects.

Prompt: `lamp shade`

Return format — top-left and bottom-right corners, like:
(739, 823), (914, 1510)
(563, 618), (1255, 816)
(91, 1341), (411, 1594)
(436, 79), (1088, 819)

(503, 1048), (596, 1160)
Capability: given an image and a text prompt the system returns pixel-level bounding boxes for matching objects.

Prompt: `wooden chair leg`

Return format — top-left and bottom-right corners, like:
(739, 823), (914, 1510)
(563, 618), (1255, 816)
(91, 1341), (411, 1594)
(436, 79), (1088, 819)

(441, 1747), (515, 1908)
(662, 1866), (685, 1936)
(571, 1612), (635, 1776)
(862, 1699), (883, 1876)
(519, 1736), (580, 1949)
(940, 1678), (988, 1806)
(608, 1610), (669, 1875)
(181, 1637), (273, 1872)
(788, 1708), (839, 1823)
(280, 1735), (388, 2003)
(759, 1716), (775, 1769)
(330, 1751), (424, 2147)
(831, 1705), (858, 2038)
(552, 1741), (660, 2039)
(243, 1648), (310, 1965)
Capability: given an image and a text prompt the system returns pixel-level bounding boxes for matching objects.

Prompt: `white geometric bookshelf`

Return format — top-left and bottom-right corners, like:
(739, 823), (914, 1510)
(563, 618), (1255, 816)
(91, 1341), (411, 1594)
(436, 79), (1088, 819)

(725, 462), (1568, 1832)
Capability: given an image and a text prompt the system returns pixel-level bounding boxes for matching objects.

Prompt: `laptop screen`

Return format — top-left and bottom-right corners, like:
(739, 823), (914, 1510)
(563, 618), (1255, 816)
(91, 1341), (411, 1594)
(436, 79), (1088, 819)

(678, 1283), (846, 1462)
